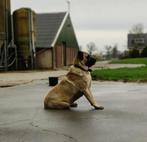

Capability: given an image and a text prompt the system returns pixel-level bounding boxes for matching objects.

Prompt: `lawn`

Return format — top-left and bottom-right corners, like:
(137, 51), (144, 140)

(91, 67), (147, 82)
(110, 58), (147, 65)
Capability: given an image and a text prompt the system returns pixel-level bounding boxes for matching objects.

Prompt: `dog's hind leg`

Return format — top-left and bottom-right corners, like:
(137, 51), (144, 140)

(44, 101), (70, 110)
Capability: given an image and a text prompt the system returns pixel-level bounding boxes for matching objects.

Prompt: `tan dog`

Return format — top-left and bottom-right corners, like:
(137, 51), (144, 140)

(44, 51), (104, 110)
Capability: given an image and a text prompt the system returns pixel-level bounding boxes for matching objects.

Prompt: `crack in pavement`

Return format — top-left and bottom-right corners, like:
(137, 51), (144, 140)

(30, 122), (79, 142)
(17, 131), (28, 142)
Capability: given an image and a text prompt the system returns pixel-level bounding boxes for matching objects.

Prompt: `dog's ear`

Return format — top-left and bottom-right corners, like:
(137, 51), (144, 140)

(77, 51), (83, 60)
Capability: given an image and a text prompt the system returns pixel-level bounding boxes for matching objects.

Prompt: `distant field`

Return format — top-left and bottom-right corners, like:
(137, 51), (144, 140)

(91, 67), (147, 82)
(110, 58), (147, 65)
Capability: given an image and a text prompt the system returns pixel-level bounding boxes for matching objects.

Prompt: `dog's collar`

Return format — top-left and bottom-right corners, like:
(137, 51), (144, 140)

(74, 65), (92, 72)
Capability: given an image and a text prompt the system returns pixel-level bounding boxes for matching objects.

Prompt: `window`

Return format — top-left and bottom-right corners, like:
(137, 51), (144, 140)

(134, 38), (145, 44)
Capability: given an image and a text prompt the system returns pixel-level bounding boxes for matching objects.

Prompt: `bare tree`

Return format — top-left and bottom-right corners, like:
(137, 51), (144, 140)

(129, 23), (144, 34)
(111, 44), (120, 58)
(105, 45), (112, 59)
(86, 42), (97, 55)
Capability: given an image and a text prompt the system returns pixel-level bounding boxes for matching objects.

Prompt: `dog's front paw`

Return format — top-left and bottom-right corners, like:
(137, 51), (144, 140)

(70, 103), (78, 107)
(94, 105), (104, 110)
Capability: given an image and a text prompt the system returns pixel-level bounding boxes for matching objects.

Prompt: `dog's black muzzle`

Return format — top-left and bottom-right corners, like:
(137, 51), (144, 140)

(85, 56), (96, 67)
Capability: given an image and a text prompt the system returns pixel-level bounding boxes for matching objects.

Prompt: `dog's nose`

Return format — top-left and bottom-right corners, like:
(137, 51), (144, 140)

(85, 57), (96, 67)
(92, 57), (96, 63)
(91, 57), (96, 65)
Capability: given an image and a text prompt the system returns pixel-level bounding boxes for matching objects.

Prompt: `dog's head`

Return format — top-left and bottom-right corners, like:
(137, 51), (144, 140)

(74, 51), (96, 69)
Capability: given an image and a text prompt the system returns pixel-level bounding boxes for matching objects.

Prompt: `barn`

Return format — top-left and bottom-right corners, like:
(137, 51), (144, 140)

(36, 12), (79, 69)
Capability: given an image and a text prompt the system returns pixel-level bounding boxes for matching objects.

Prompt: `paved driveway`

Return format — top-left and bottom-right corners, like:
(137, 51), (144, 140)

(0, 80), (147, 142)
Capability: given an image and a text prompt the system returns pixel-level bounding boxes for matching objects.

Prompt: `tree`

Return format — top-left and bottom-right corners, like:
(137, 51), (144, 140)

(111, 44), (120, 58)
(129, 48), (140, 58)
(141, 46), (147, 57)
(129, 23), (144, 34)
(120, 50), (129, 59)
(86, 42), (97, 55)
(92, 52), (103, 61)
(105, 45), (112, 59)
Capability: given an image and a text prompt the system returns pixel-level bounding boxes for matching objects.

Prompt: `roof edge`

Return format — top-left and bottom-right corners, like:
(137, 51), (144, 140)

(37, 11), (66, 15)
(51, 12), (69, 47)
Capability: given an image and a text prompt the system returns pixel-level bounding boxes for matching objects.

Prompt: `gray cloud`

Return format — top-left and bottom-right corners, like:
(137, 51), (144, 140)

(11, 0), (147, 30)
(71, 0), (147, 30)
(11, 0), (147, 50)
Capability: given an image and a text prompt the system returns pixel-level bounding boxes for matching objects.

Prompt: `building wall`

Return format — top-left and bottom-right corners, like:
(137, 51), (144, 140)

(36, 45), (78, 69)
(36, 48), (52, 69)
(55, 45), (64, 68)
(54, 44), (78, 68)
(35, 13), (79, 69)
(53, 14), (79, 68)
(66, 47), (77, 65)
(128, 33), (147, 49)
(56, 14), (79, 49)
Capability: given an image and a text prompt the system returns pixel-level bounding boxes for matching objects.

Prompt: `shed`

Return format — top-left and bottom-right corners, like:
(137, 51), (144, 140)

(36, 12), (79, 69)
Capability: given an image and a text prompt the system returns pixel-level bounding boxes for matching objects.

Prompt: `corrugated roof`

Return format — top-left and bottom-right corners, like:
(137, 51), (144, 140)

(36, 12), (67, 48)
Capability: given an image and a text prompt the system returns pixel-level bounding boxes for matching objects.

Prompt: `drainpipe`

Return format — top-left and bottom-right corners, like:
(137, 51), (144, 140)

(28, 10), (36, 69)
(11, 12), (18, 70)
(4, 0), (8, 71)
(52, 46), (56, 70)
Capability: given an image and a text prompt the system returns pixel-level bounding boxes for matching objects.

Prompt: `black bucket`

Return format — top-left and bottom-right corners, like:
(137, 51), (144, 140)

(48, 77), (58, 86)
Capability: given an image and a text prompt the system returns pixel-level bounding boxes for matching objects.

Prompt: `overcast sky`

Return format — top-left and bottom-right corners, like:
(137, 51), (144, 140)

(11, 0), (147, 52)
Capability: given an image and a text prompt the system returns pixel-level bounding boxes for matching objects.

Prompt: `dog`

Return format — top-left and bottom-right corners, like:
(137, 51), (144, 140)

(44, 51), (104, 110)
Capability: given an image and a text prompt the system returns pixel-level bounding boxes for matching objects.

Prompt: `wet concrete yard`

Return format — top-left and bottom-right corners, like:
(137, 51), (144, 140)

(0, 80), (147, 142)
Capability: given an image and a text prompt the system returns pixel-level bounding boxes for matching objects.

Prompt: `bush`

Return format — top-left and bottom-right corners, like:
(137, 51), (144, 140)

(141, 46), (147, 57)
(119, 50), (129, 59)
(129, 48), (140, 58)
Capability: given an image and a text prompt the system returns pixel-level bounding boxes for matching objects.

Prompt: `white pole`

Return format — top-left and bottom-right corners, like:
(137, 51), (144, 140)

(67, 0), (71, 13)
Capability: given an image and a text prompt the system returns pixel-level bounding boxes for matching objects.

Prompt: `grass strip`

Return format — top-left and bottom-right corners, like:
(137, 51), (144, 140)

(110, 58), (147, 65)
(91, 67), (147, 82)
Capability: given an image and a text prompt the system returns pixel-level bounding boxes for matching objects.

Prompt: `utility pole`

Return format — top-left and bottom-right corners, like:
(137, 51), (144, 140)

(67, 0), (71, 13)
